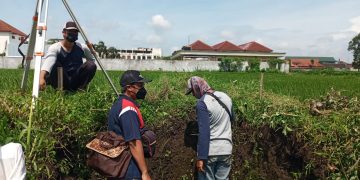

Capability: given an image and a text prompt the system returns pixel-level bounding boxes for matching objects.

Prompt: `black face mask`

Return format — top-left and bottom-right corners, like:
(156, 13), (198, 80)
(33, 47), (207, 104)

(66, 32), (78, 42)
(136, 87), (147, 99)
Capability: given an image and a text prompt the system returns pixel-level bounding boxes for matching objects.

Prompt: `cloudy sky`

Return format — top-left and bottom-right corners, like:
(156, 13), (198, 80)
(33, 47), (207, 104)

(2, 0), (360, 62)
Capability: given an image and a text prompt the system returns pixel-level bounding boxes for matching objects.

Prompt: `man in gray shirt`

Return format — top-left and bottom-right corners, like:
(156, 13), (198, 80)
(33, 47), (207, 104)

(39, 21), (96, 91)
(185, 76), (233, 180)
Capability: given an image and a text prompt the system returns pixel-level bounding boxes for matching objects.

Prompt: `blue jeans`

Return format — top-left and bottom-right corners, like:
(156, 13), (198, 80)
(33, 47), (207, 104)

(198, 155), (231, 180)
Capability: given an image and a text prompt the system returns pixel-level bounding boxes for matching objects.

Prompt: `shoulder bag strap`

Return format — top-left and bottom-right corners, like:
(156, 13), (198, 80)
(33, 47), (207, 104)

(206, 93), (234, 121)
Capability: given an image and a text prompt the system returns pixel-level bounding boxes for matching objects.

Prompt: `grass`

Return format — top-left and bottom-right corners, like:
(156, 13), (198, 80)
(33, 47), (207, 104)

(0, 69), (359, 178)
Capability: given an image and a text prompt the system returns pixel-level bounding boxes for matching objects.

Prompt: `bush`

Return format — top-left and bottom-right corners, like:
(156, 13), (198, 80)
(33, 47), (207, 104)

(219, 57), (248, 72)
(219, 57), (284, 72)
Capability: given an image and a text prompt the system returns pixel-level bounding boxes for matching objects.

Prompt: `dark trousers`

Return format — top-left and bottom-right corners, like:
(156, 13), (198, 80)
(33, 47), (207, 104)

(46, 61), (97, 91)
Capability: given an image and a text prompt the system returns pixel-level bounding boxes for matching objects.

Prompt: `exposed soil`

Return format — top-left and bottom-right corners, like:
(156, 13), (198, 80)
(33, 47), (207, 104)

(147, 118), (329, 180)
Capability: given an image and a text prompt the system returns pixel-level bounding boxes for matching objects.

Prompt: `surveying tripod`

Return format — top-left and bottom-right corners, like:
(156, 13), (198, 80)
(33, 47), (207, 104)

(21, 0), (119, 147)
(21, 0), (119, 101)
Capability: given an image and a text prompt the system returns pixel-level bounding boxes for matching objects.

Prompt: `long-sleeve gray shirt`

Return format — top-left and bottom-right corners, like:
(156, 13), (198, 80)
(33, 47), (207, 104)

(196, 91), (233, 160)
(41, 42), (95, 73)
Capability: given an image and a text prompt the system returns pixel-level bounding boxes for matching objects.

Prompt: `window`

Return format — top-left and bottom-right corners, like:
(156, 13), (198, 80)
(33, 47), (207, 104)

(12, 36), (15, 39)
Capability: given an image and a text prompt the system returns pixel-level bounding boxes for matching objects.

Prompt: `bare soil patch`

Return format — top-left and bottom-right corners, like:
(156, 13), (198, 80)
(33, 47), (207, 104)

(148, 118), (328, 179)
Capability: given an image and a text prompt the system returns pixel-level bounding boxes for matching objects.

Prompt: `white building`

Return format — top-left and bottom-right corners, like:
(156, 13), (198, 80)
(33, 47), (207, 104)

(0, 19), (27, 57)
(118, 48), (162, 60)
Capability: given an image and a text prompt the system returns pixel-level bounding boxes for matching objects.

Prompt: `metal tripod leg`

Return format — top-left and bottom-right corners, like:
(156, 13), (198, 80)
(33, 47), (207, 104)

(20, 0), (40, 92)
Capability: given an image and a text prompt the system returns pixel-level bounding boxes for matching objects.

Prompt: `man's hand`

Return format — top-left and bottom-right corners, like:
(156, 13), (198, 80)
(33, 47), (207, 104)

(39, 77), (46, 91)
(39, 70), (48, 91)
(141, 171), (151, 180)
(196, 160), (205, 172)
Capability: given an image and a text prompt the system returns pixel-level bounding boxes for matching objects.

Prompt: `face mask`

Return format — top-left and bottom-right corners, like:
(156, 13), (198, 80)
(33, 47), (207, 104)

(66, 32), (78, 42)
(136, 87), (147, 99)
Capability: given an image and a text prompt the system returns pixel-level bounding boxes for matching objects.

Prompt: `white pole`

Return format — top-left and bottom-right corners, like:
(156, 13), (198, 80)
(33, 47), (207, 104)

(31, 0), (49, 100)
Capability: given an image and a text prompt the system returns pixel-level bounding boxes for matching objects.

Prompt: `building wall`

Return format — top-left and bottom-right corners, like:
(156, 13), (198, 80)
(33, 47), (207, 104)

(0, 32), (10, 54)
(0, 56), (290, 73)
(0, 32), (26, 57)
(119, 48), (162, 60)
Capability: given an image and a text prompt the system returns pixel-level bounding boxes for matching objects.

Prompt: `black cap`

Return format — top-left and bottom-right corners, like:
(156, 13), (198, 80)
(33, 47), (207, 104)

(63, 21), (79, 31)
(120, 70), (151, 87)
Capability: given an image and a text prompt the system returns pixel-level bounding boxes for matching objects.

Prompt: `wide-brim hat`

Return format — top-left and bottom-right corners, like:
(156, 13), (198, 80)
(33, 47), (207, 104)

(63, 21), (79, 31)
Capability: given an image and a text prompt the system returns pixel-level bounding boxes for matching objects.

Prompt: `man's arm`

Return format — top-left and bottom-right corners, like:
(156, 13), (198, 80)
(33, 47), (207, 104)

(39, 43), (59, 90)
(128, 140), (151, 180)
(196, 100), (210, 172)
(81, 43), (96, 61)
(118, 110), (151, 179)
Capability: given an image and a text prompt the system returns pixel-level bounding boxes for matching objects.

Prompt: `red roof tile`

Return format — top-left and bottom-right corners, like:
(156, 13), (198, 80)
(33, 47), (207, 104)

(0, 19), (26, 36)
(189, 40), (214, 51)
(290, 59), (324, 68)
(212, 41), (242, 51)
(238, 41), (272, 53)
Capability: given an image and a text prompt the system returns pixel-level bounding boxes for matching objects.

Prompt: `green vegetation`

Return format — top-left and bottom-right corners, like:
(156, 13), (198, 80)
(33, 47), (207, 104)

(348, 32), (360, 70)
(219, 57), (284, 72)
(0, 69), (359, 179)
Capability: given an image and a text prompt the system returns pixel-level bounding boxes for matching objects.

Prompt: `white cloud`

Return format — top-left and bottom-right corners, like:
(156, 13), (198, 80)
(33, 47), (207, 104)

(332, 31), (351, 41)
(146, 34), (162, 44)
(220, 30), (235, 39)
(150, 15), (171, 30)
(329, 16), (360, 41)
(349, 16), (360, 33)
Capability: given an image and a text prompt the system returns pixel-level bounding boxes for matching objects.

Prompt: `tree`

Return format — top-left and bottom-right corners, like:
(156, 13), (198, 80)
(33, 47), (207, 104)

(106, 47), (118, 59)
(348, 33), (360, 70)
(310, 59), (314, 69)
(47, 38), (61, 44)
(93, 41), (107, 58)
